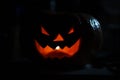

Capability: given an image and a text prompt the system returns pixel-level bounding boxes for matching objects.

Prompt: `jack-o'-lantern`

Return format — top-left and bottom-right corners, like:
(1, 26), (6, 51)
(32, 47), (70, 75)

(19, 11), (102, 72)
(34, 26), (81, 59)
(33, 13), (101, 60)
(33, 13), (84, 59)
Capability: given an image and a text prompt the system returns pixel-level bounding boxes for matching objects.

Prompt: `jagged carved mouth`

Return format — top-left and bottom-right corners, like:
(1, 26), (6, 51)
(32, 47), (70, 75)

(34, 39), (81, 59)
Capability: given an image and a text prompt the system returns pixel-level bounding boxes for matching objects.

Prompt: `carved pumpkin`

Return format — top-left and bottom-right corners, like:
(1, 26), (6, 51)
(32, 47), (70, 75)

(13, 12), (101, 71)
(33, 13), (84, 60)
(32, 12), (102, 61)
(34, 26), (81, 59)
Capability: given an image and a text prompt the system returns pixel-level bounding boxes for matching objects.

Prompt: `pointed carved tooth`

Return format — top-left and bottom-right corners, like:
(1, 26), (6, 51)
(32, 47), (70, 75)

(35, 40), (53, 57)
(35, 39), (81, 58)
(62, 39), (80, 56)
(44, 45), (53, 53)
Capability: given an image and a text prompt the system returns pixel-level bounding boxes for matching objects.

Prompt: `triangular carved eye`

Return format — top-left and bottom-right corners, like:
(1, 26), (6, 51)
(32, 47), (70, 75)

(68, 28), (74, 34)
(41, 26), (50, 36)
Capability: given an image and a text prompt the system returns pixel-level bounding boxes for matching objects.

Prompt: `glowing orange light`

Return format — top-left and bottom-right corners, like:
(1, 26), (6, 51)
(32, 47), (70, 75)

(41, 26), (50, 36)
(53, 34), (64, 41)
(34, 39), (81, 59)
(68, 28), (74, 34)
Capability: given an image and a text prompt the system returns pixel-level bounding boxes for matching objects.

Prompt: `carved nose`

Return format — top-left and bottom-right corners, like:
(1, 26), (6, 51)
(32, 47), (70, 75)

(53, 34), (64, 41)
